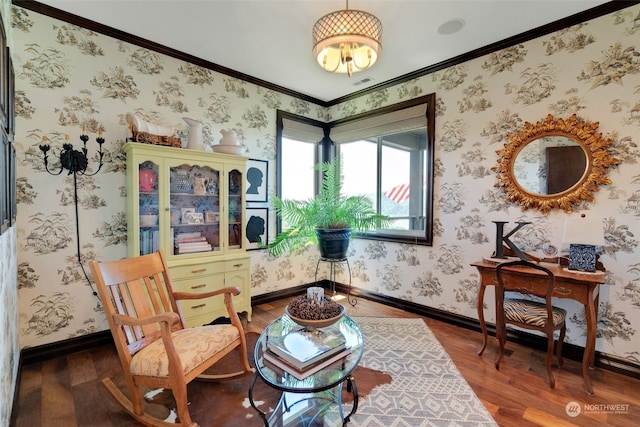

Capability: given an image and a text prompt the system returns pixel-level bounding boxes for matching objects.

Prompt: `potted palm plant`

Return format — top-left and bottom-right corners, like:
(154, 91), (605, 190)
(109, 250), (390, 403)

(268, 158), (390, 259)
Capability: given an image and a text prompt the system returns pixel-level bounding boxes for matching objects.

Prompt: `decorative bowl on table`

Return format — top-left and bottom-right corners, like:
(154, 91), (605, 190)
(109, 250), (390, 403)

(285, 295), (346, 329)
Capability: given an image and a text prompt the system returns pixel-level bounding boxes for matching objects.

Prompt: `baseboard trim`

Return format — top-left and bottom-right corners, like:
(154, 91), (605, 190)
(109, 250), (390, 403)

(18, 282), (640, 381)
(251, 283), (310, 306)
(19, 330), (114, 365)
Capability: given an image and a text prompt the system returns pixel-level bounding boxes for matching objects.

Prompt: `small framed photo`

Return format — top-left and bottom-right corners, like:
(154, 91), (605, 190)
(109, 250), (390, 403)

(181, 207), (195, 223)
(185, 211), (204, 224)
(246, 158), (268, 203)
(245, 207), (268, 250)
(205, 210), (218, 223)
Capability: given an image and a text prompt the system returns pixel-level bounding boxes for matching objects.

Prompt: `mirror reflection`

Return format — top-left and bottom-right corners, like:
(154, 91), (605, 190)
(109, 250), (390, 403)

(493, 114), (620, 215)
(514, 136), (587, 195)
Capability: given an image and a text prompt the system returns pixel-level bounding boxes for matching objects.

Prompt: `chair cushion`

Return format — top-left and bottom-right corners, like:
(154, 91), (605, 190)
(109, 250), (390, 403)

(130, 324), (240, 377)
(504, 298), (567, 328)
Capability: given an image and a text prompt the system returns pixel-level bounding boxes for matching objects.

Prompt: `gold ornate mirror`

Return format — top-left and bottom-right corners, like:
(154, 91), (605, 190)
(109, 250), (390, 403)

(493, 114), (619, 214)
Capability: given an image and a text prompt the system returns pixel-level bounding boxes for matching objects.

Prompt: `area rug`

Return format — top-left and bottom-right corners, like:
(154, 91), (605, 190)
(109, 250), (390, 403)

(116, 318), (497, 426)
(324, 317), (498, 427)
(129, 331), (391, 426)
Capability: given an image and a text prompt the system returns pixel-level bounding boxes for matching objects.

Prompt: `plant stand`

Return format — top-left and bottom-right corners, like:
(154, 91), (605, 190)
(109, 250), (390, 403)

(315, 257), (356, 306)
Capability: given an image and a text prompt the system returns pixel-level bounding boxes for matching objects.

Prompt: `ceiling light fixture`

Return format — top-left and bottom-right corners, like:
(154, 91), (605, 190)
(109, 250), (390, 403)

(312, 0), (383, 77)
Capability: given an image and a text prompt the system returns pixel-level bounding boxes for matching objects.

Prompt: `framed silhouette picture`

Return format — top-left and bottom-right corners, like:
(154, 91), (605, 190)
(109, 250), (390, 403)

(246, 159), (268, 202)
(245, 207), (268, 250)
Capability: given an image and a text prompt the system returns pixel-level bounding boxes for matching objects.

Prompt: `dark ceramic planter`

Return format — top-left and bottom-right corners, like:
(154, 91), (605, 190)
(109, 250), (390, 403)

(315, 228), (352, 259)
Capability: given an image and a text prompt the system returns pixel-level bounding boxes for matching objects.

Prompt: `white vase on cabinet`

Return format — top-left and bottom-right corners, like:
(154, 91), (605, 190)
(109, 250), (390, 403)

(183, 117), (211, 151)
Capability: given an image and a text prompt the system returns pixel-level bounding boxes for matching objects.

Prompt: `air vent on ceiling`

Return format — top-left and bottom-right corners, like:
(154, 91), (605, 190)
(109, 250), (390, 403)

(353, 76), (374, 86)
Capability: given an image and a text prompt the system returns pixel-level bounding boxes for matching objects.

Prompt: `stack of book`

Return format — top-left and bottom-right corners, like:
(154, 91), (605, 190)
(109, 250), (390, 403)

(140, 229), (159, 255)
(264, 325), (351, 380)
(174, 232), (212, 254)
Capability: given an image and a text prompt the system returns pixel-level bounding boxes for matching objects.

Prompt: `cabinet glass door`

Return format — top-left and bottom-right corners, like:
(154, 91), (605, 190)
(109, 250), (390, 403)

(138, 161), (160, 256)
(228, 168), (243, 249)
(169, 163), (221, 256)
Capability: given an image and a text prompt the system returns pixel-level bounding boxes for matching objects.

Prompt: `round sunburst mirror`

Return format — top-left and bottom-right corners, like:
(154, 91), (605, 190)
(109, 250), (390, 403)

(492, 114), (620, 215)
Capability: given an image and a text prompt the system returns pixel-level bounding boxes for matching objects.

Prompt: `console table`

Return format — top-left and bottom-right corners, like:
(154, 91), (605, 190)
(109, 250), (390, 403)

(471, 259), (606, 395)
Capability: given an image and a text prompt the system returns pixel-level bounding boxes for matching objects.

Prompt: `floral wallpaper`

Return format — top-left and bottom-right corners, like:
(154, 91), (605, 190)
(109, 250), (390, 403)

(0, 226), (18, 425)
(1, 0), (18, 422)
(9, 2), (640, 376)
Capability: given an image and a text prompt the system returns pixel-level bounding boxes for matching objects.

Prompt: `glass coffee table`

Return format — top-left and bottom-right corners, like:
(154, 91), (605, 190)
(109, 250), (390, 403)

(248, 314), (364, 426)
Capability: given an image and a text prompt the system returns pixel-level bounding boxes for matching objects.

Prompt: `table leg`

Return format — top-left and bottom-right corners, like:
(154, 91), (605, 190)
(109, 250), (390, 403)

(330, 261), (337, 296)
(345, 260), (357, 307)
(583, 293), (597, 395)
(247, 371), (270, 426)
(343, 375), (358, 425)
(314, 259), (321, 285)
(590, 291), (600, 369)
(477, 283), (488, 356)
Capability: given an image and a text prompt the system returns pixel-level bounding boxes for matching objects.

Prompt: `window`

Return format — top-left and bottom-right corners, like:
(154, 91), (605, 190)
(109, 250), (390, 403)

(280, 136), (317, 202)
(276, 111), (326, 229)
(275, 93), (435, 245)
(339, 128), (427, 233)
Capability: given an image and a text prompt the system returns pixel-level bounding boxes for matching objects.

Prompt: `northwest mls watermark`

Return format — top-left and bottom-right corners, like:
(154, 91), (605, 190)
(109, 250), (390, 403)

(566, 401), (631, 417)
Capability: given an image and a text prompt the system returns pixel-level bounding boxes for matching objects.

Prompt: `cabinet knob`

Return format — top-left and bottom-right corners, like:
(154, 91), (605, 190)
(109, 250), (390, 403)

(233, 263), (243, 268)
(165, 207), (170, 211)
(191, 303), (206, 309)
(191, 284), (206, 289)
(191, 268), (207, 274)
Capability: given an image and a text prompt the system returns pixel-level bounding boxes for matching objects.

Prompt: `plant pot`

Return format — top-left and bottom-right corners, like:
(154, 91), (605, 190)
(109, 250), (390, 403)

(315, 228), (352, 259)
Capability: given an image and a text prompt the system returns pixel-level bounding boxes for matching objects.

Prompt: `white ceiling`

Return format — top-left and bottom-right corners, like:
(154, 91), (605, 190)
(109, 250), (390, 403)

(36, 0), (611, 103)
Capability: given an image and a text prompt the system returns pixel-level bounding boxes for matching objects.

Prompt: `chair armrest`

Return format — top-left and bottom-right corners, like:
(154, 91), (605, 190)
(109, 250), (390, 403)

(118, 312), (183, 356)
(113, 311), (180, 327)
(172, 286), (240, 301)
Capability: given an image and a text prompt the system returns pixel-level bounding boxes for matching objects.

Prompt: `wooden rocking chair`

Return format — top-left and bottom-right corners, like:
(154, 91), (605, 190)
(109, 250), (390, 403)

(90, 250), (253, 427)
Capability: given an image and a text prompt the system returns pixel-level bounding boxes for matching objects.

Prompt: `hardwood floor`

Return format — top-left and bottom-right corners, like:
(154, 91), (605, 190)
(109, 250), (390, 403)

(14, 294), (640, 426)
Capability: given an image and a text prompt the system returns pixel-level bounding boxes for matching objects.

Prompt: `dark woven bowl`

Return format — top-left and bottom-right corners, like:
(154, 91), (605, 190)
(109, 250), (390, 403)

(285, 303), (346, 329)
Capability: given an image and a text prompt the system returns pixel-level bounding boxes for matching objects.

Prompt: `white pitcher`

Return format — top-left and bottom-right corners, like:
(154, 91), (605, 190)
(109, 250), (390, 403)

(183, 117), (211, 151)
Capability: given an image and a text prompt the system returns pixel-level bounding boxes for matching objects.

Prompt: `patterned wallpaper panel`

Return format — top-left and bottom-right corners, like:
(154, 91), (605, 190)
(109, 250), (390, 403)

(10, 4), (640, 372)
(0, 227), (18, 426)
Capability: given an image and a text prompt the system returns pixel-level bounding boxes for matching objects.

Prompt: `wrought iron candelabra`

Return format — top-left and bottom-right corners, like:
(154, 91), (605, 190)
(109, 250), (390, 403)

(39, 130), (105, 298)
(39, 131), (105, 176)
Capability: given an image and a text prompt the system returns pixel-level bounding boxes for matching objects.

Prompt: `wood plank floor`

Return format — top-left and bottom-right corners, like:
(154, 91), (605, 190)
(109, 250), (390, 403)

(13, 294), (640, 426)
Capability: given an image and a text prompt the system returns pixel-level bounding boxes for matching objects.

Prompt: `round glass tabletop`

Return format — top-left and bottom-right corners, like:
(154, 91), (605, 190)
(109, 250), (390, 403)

(254, 314), (364, 393)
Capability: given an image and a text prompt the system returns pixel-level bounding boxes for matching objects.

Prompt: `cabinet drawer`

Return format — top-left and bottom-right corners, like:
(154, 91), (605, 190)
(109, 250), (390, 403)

(225, 258), (250, 271)
(178, 295), (226, 324)
(170, 262), (225, 279)
(172, 274), (224, 294)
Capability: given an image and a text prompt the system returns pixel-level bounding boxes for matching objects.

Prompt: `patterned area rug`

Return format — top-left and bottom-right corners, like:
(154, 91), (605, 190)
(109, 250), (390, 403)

(135, 318), (496, 426)
(136, 331), (391, 426)
(327, 317), (498, 427)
